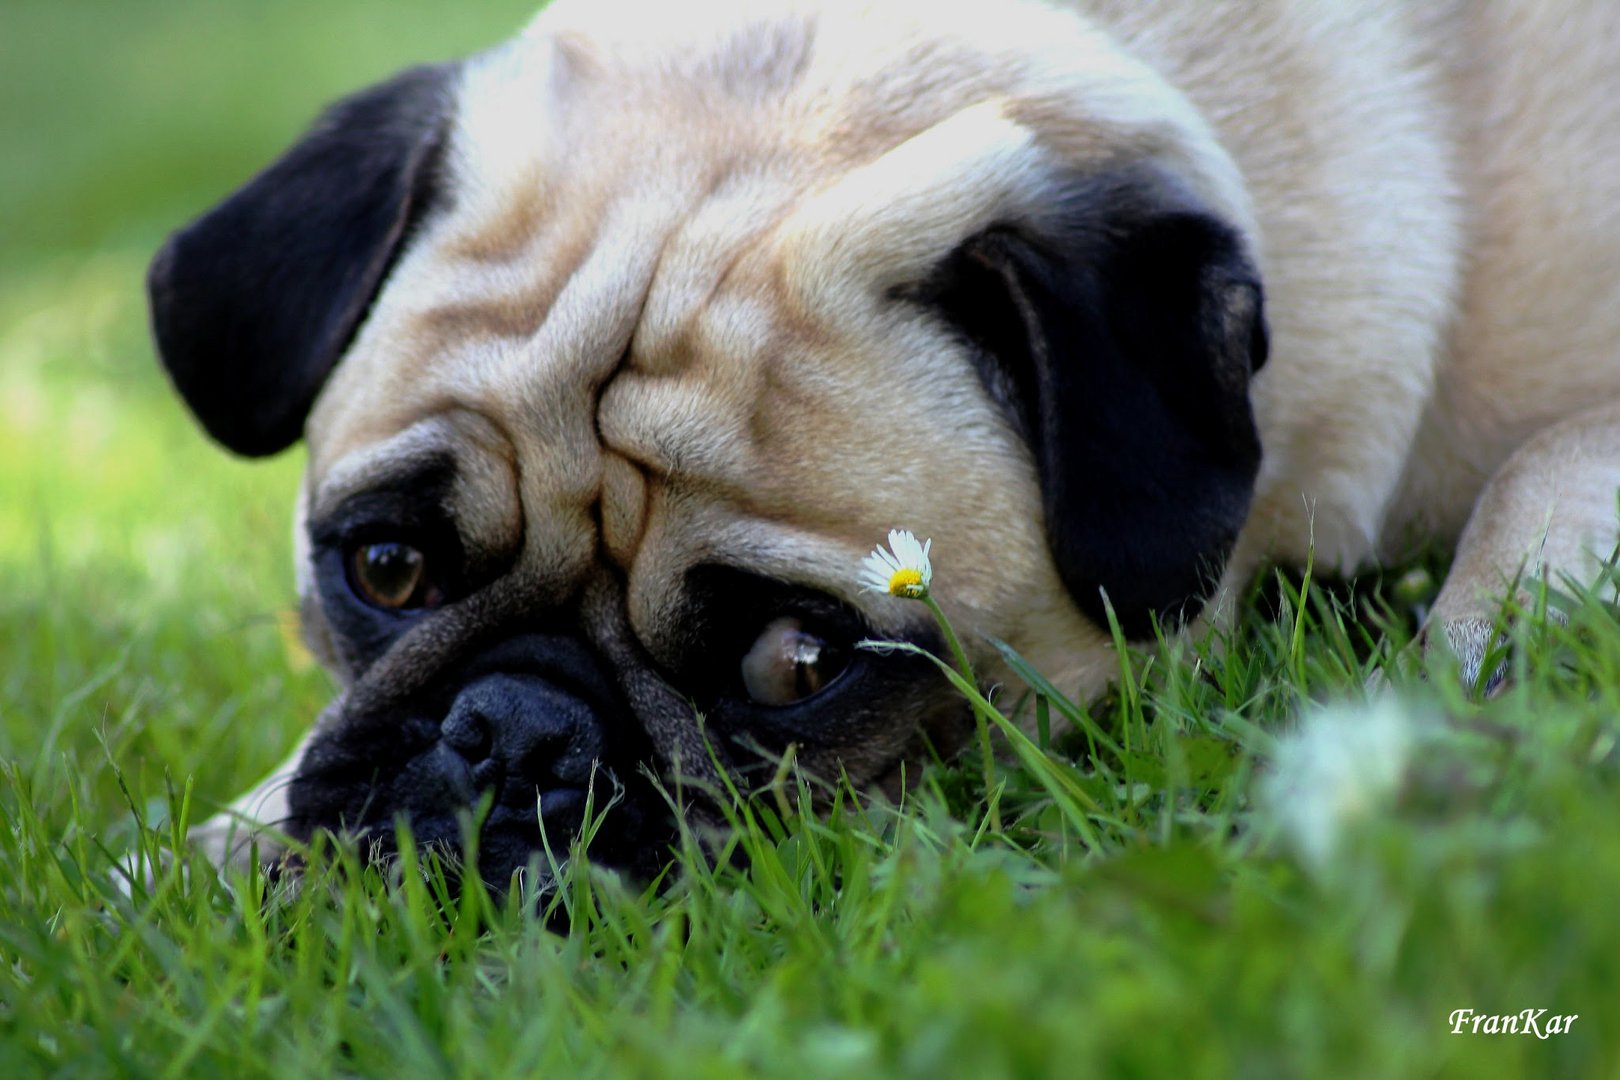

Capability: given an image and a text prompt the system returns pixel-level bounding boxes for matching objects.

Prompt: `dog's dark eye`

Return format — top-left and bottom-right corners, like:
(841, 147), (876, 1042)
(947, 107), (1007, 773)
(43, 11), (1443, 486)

(740, 617), (849, 706)
(347, 541), (443, 611)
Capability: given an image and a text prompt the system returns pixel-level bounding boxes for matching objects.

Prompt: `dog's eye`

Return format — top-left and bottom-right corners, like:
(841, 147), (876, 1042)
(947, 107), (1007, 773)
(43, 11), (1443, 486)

(347, 541), (443, 611)
(740, 617), (849, 706)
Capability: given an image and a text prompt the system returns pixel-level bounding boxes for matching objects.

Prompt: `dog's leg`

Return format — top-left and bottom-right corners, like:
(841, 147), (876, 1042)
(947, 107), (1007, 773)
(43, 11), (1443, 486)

(188, 729), (313, 871)
(1428, 397), (1620, 690)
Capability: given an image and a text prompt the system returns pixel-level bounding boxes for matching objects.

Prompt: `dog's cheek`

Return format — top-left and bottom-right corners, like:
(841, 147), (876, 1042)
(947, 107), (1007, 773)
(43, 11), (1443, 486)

(579, 576), (733, 796)
(839, 690), (974, 793)
(297, 589), (349, 685)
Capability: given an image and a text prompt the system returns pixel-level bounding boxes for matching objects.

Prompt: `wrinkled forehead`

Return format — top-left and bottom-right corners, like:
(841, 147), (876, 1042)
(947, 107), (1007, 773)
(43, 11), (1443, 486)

(296, 0), (1241, 630)
(301, 0), (1221, 478)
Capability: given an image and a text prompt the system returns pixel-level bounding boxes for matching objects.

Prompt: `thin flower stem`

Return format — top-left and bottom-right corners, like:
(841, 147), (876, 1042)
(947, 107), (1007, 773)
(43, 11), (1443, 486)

(923, 594), (1001, 831)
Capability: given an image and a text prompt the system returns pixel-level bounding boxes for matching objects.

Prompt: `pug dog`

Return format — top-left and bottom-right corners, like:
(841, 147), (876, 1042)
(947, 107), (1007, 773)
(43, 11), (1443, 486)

(147, 0), (1620, 884)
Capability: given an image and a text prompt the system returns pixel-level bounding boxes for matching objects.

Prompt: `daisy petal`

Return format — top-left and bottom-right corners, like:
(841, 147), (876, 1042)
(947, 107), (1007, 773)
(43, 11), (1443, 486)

(859, 529), (936, 600)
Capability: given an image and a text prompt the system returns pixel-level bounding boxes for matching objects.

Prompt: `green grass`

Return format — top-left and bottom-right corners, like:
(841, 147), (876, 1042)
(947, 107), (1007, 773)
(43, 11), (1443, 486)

(5, 3), (1620, 1076)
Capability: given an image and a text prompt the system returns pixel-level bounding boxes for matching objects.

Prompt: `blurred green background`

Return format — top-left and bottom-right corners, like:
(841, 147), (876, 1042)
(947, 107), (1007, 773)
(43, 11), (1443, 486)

(0, 0), (538, 824)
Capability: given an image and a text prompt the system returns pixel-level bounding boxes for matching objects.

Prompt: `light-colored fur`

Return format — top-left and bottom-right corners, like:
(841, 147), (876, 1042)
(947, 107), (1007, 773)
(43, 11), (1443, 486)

(196, 0), (1620, 861)
(319, 0), (1620, 679)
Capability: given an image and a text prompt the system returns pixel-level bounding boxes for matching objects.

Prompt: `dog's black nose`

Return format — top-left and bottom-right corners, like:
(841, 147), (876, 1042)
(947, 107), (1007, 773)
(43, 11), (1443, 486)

(437, 673), (606, 808)
(286, 630), (663, 899)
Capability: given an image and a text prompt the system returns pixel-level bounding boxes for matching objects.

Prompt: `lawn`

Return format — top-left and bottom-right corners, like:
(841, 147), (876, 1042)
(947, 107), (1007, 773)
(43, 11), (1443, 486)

(3, 2), (1618, 1076)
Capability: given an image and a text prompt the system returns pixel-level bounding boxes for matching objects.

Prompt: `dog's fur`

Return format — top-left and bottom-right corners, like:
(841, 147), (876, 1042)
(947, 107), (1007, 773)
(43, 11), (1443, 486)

(148, 0), (1620, 880)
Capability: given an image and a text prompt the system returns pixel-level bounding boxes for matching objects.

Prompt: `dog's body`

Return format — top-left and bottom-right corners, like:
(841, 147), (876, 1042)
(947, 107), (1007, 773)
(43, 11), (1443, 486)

(147, 0), (1620, 879)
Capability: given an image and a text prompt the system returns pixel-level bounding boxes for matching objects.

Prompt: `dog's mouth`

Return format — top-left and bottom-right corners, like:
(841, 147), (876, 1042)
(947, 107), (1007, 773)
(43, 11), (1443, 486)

(282, 634), (670, 893)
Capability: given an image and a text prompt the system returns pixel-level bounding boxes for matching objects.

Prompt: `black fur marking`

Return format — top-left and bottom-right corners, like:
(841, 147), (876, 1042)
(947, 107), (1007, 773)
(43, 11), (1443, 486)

(307, 455), (466, 674)
(146, 63), (457, 457)
(910, 169), (1268, 638)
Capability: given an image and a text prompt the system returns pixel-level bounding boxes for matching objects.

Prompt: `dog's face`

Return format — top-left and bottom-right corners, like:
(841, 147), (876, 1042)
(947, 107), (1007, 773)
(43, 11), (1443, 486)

(147, 0), (1267, 884)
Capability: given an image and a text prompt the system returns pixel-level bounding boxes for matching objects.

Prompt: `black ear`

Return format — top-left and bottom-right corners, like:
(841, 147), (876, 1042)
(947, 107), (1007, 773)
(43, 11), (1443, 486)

(916, 169), (1268, 638)
(146, 63), (457, 457)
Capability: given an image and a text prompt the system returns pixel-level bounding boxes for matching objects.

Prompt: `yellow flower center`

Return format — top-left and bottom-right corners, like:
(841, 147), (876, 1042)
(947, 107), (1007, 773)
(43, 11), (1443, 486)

(888, 568), (926, 597)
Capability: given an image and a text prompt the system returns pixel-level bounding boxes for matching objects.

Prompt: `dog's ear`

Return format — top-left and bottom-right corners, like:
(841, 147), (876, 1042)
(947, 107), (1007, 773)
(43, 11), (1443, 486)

(146, 64), (457, 457)
(916, 169), (1268, 638)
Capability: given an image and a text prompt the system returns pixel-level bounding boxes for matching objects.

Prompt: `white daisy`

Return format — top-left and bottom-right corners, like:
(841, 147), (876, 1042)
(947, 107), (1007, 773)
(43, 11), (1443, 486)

(1260, 698), (1420, 871)
(860, 529), (934, 599)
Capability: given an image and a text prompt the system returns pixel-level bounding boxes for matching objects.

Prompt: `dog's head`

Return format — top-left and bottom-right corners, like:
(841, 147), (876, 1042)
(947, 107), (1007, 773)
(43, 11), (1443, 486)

(147, 0), (1267, 885)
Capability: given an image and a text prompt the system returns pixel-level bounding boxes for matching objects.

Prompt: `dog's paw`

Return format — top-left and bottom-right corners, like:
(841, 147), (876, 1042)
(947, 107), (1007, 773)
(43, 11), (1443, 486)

(1427, 616), (1510, 698)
